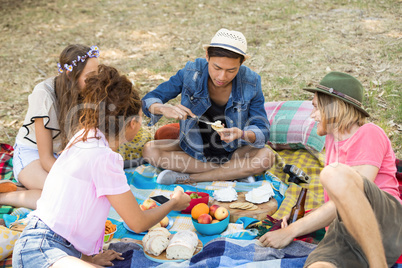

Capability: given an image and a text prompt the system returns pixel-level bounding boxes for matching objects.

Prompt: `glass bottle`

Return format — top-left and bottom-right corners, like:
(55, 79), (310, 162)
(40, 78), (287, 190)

(287, 188), (308, 224)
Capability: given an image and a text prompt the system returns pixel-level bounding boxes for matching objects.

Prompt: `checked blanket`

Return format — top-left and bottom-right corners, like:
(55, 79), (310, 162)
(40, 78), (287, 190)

(110, 237), (317, 268)
(264, 147), (325, 220)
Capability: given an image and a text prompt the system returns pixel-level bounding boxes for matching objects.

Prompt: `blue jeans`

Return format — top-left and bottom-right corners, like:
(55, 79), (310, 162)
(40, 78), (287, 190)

(12, 216), (82, 268)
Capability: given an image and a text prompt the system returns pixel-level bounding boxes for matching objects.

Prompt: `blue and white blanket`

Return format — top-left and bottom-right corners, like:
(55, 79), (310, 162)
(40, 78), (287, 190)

(109, 238), (317, 268)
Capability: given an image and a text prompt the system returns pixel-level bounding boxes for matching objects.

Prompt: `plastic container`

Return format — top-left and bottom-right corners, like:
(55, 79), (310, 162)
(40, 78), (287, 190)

(192, 211), (230, 235)
(181, 192), (209, 214)
(104, 229), (117, 243)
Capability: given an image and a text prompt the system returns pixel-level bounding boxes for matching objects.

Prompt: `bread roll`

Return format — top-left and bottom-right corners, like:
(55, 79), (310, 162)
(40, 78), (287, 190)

(166, 230), (198, 260)
(142, 227), (171, 256)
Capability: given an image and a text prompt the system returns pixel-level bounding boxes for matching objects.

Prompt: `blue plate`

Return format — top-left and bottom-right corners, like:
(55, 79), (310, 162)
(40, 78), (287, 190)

(123, 216), (173, 235)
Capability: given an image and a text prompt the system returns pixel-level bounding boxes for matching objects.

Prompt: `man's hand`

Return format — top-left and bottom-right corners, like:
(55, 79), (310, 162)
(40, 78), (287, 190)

(218, 127), (242, 143)
(258, 226), (296, 249)
(159, 104), (196, 120)
(92, 250), (124, 266)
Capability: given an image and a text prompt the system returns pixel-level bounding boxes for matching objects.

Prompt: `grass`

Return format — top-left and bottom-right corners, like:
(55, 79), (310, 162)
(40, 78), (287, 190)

(0, 0), (401, 157)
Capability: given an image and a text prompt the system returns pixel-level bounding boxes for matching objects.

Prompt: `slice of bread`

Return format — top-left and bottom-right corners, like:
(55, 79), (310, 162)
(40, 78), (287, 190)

(166, 230), (198, 260)
(142, 227), (171, 256)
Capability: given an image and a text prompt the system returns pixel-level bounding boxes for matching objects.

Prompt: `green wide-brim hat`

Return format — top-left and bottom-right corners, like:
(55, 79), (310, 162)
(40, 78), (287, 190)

(303, 71), (370, 117)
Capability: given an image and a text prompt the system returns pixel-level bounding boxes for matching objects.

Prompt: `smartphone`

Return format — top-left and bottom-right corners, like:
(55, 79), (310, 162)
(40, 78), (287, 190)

(150, 195), (170, 205)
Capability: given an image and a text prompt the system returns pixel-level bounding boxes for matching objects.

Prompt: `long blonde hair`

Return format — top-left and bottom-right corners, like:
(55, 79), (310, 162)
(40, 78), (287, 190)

(316, 92), (366, 134)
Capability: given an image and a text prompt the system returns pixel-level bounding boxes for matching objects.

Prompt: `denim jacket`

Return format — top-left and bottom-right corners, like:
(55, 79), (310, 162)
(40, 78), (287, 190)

(142, 58), (270, 162)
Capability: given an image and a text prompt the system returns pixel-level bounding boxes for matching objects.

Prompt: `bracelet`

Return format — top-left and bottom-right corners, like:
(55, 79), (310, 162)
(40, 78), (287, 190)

(241, 130), (245, 140)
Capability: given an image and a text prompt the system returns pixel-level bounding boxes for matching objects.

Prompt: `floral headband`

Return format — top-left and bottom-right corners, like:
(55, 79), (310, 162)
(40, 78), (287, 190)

(57, 45), (100, 74)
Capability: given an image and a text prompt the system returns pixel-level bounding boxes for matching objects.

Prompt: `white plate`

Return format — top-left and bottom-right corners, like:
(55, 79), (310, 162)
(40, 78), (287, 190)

(213, 197), (238, 202)
(123, 216), (173, 235)
(245, 196), (271, 204)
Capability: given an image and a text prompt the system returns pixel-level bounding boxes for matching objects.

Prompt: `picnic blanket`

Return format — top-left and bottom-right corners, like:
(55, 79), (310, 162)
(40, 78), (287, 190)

(268, 148), (325, 220)
(104, 148), (326, 267)
(109, 238), (317, 268)
(107, 163), (289, 246)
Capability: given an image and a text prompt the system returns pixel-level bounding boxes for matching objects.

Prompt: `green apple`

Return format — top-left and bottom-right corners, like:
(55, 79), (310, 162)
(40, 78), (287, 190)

(190, 193), (200, 199)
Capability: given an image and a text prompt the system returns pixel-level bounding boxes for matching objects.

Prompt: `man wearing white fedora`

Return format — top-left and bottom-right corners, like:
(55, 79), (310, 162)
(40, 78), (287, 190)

(142, 28), (274, 183)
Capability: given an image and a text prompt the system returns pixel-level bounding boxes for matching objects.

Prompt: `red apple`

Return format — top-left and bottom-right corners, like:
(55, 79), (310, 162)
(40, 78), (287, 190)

(160, 216), (169, 227)
(211, 219), (220, 224)
(197, 213), (212, 224)
(214, 207), (229, 220)
(140, 199), (158, 210)
(209, 205), (220, 218)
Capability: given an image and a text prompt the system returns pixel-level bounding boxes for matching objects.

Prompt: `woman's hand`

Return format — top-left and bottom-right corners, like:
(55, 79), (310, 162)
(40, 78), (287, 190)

(170, 190), (191, 211)
(91, 250), (124, 266)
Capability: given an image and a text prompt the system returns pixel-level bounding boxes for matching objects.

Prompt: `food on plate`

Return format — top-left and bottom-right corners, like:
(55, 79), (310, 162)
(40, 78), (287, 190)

(229, 202), (258, 210)
(166, 230), (198, 260)
(191, 203), (209, 220)
(140, 199), (158, 210)
(214, 207), (229, 220)
(139, 199), (171, 229)
(209, 204), (220, 218)
(104, 220), (116, 234)
(245, 184), (274, 204)
(197, 213), (212, 224)
(142, 227), (171, 256)
(211, 120), (224, 131)
(213, 186), (238, 202)
(149, 223), (162, 231)
(160, 216), (169, 228)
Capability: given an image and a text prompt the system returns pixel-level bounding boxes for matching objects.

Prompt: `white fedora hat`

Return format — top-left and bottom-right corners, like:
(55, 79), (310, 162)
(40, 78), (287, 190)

(203, 28), (250, 60)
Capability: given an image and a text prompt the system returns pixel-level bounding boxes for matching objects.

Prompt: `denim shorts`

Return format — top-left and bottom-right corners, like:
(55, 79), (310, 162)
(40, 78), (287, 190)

(12, 216), (81, 268)
(13, 142), (58, 182)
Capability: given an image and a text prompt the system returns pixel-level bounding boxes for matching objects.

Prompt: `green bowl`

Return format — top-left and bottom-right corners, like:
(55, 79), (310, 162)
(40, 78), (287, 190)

(104, 230), (116, 243)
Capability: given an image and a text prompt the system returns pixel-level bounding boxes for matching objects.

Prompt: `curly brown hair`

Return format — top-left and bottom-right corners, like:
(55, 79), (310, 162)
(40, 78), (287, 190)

(55, 44), (93, 148)
(76, 64), (141, 144)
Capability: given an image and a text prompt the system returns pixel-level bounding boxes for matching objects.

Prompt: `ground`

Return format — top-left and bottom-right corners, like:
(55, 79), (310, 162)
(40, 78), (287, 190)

(0, 0), (401, 157)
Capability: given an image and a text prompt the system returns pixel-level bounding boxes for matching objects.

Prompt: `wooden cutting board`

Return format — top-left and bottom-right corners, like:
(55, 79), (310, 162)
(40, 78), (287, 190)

(211, 192), (278, 223)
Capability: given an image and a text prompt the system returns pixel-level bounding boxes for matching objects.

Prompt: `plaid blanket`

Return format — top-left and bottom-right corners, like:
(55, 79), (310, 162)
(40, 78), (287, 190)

(397, 159), (402, 199)
(0, 144), (15, 182)
(110, 238), (317, 268)
(267, 148), (325, 220)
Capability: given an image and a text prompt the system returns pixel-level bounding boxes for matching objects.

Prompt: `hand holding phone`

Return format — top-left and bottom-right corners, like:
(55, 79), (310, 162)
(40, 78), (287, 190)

(150, 195), (170, 205)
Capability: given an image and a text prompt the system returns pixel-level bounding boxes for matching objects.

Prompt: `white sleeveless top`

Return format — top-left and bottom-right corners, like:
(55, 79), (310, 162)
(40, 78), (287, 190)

(15, 77), (62, 153)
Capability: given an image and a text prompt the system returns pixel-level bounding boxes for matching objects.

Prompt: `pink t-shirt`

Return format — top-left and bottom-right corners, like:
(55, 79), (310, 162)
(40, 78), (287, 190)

(324, 123), (401, 204)
(34, 129), (130, 255)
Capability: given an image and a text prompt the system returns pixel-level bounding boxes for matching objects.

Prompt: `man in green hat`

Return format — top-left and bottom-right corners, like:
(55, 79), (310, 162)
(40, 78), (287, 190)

(259, 72), (402, 267)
